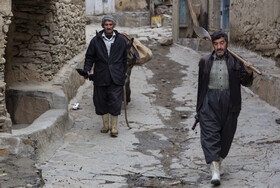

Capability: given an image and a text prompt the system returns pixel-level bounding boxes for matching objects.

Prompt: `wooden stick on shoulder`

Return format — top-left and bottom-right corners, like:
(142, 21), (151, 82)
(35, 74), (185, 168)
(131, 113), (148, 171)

(228, 49), (262, 75)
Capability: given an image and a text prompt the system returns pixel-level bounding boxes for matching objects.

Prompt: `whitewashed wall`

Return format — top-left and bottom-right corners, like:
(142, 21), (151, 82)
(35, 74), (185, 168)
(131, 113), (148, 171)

(86, 0), (115, 16)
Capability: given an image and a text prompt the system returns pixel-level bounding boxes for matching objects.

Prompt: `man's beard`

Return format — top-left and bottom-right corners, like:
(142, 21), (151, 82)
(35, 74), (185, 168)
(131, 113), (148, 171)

(105, 28), (113, 34)
(216, 49), (226, 58)
(216, 49), (226, 56)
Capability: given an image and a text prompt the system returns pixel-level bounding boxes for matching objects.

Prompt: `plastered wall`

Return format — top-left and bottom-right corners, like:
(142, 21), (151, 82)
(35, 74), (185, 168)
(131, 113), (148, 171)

(230, 0), (280, 66)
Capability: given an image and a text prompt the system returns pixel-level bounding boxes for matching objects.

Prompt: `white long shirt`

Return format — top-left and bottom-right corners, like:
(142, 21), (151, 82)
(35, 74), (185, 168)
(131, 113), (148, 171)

(102, 31), (116, 57)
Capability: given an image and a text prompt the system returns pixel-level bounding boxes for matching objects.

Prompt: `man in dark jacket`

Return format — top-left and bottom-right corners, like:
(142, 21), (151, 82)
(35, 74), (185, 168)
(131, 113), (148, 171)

(196, 31), (254, 185)
(83, 15), (127, 137)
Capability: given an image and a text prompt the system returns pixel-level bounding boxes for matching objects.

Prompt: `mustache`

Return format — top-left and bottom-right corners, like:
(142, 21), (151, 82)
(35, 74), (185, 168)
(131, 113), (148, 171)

(217, 49), (224, 52)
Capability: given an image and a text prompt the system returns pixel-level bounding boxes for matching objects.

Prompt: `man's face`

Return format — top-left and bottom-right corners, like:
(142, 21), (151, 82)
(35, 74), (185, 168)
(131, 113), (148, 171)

(103, 20), (115, 36)
(213, 37), (227, 58)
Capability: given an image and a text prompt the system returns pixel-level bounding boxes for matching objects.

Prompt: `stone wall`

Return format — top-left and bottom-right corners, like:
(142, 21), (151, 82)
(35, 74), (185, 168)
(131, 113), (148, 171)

(230, 0), (280, 67)
(5, 0), (86, 83)
(0, 0), (13, 133)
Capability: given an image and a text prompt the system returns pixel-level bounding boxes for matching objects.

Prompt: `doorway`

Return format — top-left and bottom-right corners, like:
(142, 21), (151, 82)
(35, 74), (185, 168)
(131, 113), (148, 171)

(222, 0), (230, 32)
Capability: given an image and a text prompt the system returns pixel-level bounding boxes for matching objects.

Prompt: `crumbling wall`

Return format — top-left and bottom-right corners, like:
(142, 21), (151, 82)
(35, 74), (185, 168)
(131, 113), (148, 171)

(0, 0), (13, 133)
(115, 0), (148, 12)
(230, 0), (280, 67)
(5, 0), (86, 83)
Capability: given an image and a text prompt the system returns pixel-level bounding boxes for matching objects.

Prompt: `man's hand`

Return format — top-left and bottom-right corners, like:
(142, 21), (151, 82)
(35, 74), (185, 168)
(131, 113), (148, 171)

(89, 73), (95, 81)
(243, 61), (253, 75)
(85, 72), (90, 79)
(76, 69), (89, 79)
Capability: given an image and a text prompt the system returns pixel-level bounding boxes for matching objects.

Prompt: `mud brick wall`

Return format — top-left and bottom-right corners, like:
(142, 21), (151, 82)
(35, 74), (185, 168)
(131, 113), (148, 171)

(5, 0), (86, 83)
(0, 0), (13, 133)
(230, 0), (280, 67)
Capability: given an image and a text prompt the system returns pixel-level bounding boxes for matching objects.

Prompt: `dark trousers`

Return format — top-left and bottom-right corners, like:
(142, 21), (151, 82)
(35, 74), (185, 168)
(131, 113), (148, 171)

(93, 82), (123, 116)
(199, 89), (240, 164)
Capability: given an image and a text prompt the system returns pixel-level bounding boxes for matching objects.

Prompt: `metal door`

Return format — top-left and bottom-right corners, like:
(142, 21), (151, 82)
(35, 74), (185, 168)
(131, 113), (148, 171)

(179, 0), (187, 27)
(222, 0), (230, 32)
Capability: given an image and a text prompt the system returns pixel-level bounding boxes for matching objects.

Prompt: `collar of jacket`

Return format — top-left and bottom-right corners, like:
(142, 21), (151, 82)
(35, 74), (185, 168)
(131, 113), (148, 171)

(96, 29), (120, 39)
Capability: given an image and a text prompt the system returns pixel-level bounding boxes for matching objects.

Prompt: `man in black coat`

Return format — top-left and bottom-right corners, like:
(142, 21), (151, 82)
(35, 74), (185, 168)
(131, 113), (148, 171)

(196, 31), (254, 185)
(83, 15), (127, 137)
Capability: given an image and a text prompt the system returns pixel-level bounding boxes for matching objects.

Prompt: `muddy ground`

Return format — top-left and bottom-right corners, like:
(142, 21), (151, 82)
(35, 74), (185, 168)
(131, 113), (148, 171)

(128, 43), (198, 187)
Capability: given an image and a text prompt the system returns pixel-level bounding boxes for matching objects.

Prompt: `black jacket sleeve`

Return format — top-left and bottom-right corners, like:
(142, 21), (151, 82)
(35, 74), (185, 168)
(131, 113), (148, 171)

(239, 60), (254, 87)
(196, 57), (206, 113)
(84, 39), (96, 73)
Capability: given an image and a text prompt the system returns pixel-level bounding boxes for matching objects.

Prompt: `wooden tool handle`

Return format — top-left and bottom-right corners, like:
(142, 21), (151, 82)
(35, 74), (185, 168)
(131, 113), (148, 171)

(187, 0), (199, 27)
(228, 49), (262, 75)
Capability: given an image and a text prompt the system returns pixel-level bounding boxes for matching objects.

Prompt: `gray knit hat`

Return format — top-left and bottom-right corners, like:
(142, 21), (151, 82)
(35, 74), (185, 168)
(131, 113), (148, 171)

(102, 14), (116, 25)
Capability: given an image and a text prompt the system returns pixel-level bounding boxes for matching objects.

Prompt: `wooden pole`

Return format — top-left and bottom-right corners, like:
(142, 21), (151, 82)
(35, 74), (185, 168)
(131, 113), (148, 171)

(172, 0), (180, 42)
(186, 0), (199, 26)
(150, 0), (155, 17)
